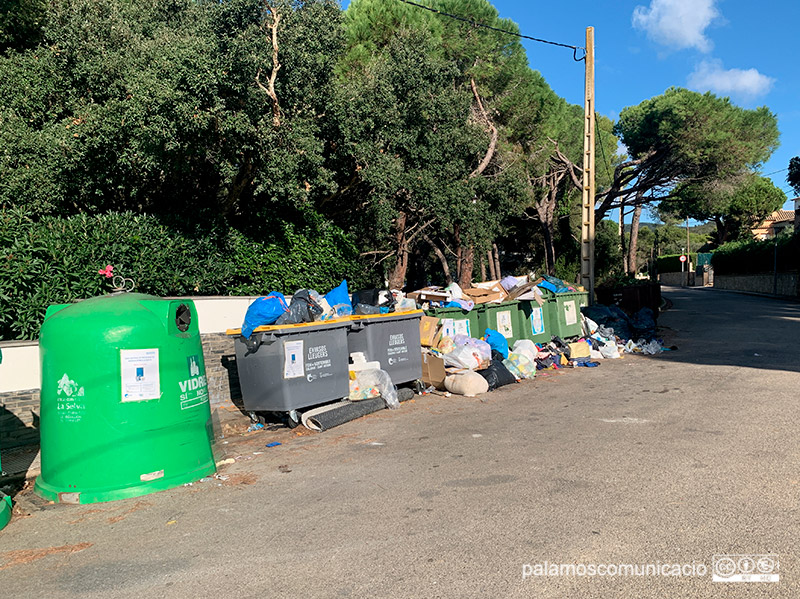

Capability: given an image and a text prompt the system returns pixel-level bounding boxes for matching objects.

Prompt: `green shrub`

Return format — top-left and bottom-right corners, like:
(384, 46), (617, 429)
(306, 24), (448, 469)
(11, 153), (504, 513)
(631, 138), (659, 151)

(711, 233), (798, 276)
(0, 209), (374, 340)
(656, 253), (698, 273)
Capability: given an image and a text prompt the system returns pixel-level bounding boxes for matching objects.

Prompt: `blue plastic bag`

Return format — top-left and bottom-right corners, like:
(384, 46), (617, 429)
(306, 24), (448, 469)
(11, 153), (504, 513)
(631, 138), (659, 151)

(241, 292), (288, 337)
(483, 328), (509, 359)
(325, 280), (353, 318)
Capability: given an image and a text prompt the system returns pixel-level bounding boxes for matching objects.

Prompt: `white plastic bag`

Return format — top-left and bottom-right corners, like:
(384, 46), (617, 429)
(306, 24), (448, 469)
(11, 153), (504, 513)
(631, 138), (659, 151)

(444, 282), (463, 300)
(504, 352), (536, 379)
(353, 368), (399, 408)
(395, 297), (417, 312)
(599, 342), (621, 359)
(581, 315), (599, 337)
(443, 345), (481, 370)
(511, 339), (539, 363)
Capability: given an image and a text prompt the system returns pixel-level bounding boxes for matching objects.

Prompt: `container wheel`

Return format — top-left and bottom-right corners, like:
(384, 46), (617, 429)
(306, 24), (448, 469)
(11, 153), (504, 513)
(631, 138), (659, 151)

(285, 410), (300, 429)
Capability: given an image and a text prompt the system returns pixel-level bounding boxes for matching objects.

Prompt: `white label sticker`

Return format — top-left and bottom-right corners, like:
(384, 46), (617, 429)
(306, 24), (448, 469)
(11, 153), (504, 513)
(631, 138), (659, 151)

(441, 318), (456, 338)
(283, 340), (305, 379)
(531, 307), (545, 335)
(121, 349), (161, 402)
(453, 319), (471, 337)
(496, 310), (513, 338)
(564, 300), (578, 326)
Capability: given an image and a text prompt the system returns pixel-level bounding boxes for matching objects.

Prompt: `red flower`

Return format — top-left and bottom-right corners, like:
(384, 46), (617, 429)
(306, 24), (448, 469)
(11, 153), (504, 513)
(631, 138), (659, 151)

(98, 265), (114, 278)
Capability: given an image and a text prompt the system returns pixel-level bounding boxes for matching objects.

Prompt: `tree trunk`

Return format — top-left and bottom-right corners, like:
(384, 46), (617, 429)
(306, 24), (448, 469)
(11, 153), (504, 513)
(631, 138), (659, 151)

(619, 204), (628, 273)
(458, 247), (474, 288)
(487, 249), (497, 280)
(388, 211), (410, 290)
(480, 256), (487, 282)
(256, 7), (282, 127)
(222, 157), (254, 216)
(535, 185), (558, 276)
(628, 204), (642, 274)
(422, 233), (453, 286)
(540, 220), (556, 275)
(492, 243), (501, 279)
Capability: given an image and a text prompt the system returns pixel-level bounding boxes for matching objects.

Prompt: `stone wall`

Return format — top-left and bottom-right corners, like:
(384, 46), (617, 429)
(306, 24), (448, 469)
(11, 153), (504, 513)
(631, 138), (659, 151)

(200, 332), (243, 412)
(713, 272), (798, 296)
(659, 272), (696, 286)
(0, 389), (40, 449)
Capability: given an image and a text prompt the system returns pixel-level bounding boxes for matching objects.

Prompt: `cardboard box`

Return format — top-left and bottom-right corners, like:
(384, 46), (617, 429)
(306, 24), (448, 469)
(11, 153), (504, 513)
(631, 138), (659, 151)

(419, 316), (440, 347)
(421, 351), (446, 390)
(463, 287), (506, 304)
(407, 287), (451, 303)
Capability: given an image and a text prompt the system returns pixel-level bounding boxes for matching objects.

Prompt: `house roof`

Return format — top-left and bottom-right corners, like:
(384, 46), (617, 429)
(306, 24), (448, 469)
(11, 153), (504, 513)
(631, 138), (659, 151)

(751, 209), (795, 238)
(769, 210), (795, 223)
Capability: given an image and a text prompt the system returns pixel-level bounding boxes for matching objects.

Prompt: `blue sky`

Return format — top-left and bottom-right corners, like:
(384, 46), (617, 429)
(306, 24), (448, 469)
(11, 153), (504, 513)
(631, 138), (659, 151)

(344, 0), (799, 212)
(488, 0), (798, 210)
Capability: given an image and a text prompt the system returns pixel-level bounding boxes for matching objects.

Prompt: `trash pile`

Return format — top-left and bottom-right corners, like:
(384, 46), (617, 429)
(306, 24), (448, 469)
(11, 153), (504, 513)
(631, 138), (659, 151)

(232, 273), (671, 430)
(581, 304), (669, 354)
(407, 273), (581, 312)
(420, 314), (612, 399)
(240, 280), (420, 337)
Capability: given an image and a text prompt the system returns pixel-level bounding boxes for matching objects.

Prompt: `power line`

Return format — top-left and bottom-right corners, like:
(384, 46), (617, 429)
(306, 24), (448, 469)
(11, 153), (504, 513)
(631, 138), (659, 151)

(762, 167), (788, 176)
(595, 112), (613, 183)
(395, 0), (585, 60)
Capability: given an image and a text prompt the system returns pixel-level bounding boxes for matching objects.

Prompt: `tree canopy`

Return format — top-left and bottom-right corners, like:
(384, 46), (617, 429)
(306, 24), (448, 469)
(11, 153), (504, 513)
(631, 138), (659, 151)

(788, 156), (800, 196)
(663, 175), (787, 244)
(0, 0), (790, 339)
(600, 88), (779, 219)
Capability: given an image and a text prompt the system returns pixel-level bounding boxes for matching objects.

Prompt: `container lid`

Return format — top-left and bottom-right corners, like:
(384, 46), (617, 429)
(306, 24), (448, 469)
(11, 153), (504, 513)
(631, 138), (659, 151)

(226, 316), (352, 336)
(349, 309), (423, 322)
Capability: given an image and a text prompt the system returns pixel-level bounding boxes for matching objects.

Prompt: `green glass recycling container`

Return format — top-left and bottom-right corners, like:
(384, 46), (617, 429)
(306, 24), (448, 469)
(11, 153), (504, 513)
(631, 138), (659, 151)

(543, 290), (589, 339)
(516, 300), (551, 344)
(35, 293), (215, 505)
(477, 301), (522, 345)
(424, 306), (480, 340)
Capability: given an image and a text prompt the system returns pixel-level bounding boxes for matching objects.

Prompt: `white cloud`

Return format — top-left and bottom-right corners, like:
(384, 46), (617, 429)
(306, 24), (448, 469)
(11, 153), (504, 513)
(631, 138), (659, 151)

(632, 0), (720, 52)
(688, 59), (775, 100)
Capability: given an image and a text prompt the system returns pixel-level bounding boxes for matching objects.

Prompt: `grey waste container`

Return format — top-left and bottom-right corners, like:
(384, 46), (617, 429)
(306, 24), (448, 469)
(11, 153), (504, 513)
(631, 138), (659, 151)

(347, 310), (423, 385)
(231, 319), (350, 413)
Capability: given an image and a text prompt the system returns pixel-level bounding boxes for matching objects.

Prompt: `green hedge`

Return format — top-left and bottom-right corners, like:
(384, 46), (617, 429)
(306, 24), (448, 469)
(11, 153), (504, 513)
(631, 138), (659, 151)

(0, 209), (374, 340)
(656, 253), (698, 273)
(711, 234), (799, 276)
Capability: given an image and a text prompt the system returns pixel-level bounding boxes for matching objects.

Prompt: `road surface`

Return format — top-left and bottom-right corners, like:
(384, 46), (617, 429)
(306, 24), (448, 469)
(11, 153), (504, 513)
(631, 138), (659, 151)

(1, 286), (798, 597)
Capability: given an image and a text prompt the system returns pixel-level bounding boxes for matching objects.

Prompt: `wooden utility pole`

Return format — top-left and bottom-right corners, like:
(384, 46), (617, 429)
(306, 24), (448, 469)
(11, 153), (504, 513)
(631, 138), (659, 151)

(686, 215), (690, 286)
(580, 27), (596, 301)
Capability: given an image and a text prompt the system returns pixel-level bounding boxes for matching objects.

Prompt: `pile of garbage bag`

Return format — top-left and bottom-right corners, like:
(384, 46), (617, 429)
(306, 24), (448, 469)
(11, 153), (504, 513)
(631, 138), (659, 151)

(581, 304), (658, 342)
(241, 280), (420, 337)
(407, 274), (580, 312)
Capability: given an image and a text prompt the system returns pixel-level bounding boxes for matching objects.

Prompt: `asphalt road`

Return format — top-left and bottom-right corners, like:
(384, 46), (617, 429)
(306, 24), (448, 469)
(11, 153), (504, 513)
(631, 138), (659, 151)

(1, 286), (798, 598)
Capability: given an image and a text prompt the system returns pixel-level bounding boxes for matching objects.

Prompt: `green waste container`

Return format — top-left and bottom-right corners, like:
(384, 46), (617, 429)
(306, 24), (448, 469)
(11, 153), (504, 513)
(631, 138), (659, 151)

(230, 318), (351, 415)
(0, 493), (10, 530)
(543, 290), (589, 339)
(35, 293), (216, 505)
(424, 306), (480, 339)
(516, 300), (551, 345)
(347, 311), (423, 385)
(477, 301), (522, 345)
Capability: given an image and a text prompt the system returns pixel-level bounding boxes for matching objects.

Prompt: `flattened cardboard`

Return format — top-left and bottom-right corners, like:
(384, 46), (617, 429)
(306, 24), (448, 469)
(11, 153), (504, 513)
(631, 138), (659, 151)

(463, 287), (506, 304)
(421, 352), (446, 389)
(407, 287), (451, 303)
(419, 316), (440, 347)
